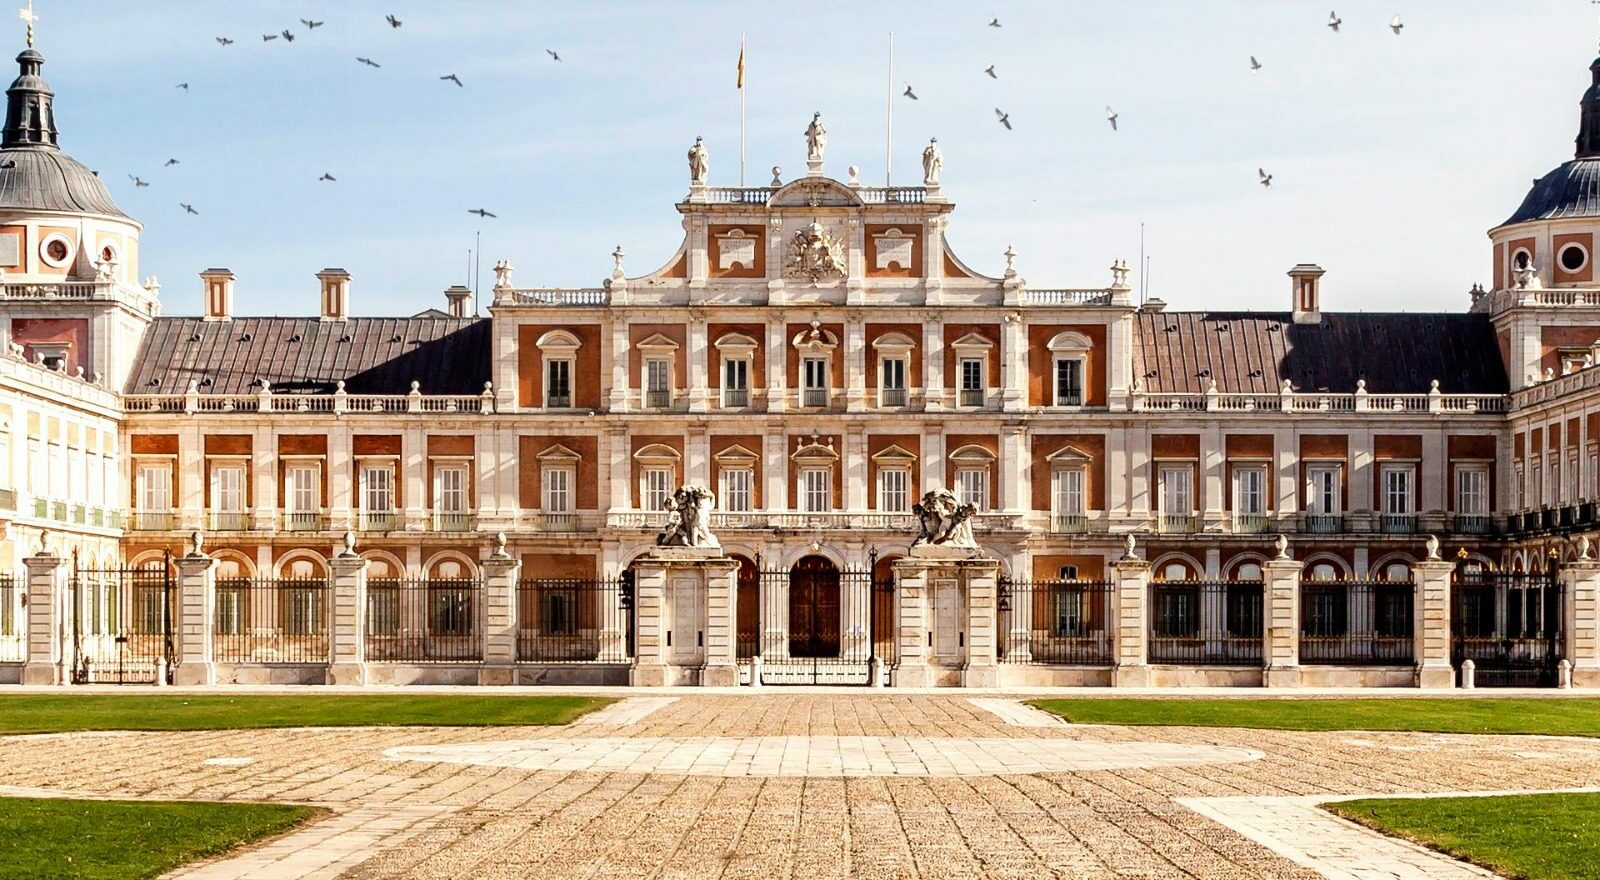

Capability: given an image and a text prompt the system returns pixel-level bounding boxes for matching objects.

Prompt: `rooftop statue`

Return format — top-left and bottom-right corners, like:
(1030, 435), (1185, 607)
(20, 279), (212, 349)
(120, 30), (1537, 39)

(922, 138), (942, 186)
(688, 135), (709, 186)
(657, 485), (719, 549)
(805, 111), (827, 163)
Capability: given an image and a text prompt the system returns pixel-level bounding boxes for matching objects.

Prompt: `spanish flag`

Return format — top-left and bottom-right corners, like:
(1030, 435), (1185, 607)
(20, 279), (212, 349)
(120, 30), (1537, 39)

(737, 40), (745, 89)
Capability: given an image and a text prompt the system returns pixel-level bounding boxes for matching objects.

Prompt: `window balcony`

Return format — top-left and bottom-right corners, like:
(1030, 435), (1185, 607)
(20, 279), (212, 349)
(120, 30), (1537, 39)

(534, 512), (578, 532)
(0, 488), (14, 511)
(432, 511), (476, 532)
(359, 511), (399, 532)
(881, 387), (907, 407)
(1231, 513), (1271, 535)
(802, 388), (828, 407)
(546, 393), (571, 409)
(1159, 513), (1196, 535)
(958, 389), (985, 407)
(1302, 513), (1343, 534)
(131, 510), (174, 531)
(1379, 513), (1416, 534)
(209, 511), (251, 531)
(645, 389), (671, 408)
(1452, 514), (1490, 535)
(722, 388), (749, 408)
(1051, 513), (1087, 534)
(282, 511), (327, 532)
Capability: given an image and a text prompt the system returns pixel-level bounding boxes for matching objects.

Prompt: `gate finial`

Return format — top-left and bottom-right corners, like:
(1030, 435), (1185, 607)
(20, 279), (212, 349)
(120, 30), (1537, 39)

(1579, 535), (1593, 561)
(188, 530), (205, 558)
(1424, 534), (1441, 561)
(338, 531), (357, 558)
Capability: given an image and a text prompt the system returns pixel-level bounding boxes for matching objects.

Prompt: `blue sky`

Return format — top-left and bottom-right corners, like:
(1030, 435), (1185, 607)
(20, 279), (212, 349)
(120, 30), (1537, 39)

(27, 0), (1600, 316)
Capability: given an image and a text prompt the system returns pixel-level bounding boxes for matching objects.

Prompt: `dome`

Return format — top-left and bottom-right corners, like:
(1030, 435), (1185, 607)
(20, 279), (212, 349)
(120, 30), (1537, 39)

(1502, 158), (1600, 226)
(0, 145), (126, 218)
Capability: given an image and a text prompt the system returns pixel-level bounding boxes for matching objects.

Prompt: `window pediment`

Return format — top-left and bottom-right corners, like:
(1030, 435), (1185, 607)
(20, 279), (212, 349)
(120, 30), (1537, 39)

(948, 443), (997, 464)
(536, 329), (583, 351)
(713, 332), (759, 356)
(871, 332), (916, 354)
(791, 436), (840, 463)
(870, 443), (918, 464)
(791, 321), (839, 353)
(1046, 331), (1093, 353)
(713, 443), (760, 465)
(635, 333), (681, 353)
(632, 443), (682, 463)
(536, 443), (581, 463)
(950, 331), (996, 353)
(1045, 444), (1092, 464)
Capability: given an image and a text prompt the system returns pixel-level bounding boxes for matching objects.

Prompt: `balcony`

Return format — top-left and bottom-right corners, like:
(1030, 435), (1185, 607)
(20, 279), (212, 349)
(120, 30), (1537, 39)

(1452, 514), (1490, 535)
(1159, 513), (1197, 535)
(1303, 513), (1343, 534)
(881, 387), (907, 407)
(802, 388), (828, 408)
(131, 511), (174, 531)
(1051, 513), (1087, 534)
(546, 393), (572, 409)
(533, 512), (580, 532)
(958, 389), (985, 408)
(645, 389), (671, 409)
(723, 388), (749, 408)
(208, 511), (251, 531)
(359, 512), (399, 532)
(0, 488), (13, 511)
(1231, 513), (1271, 535)
(1379, 513), (1416, 534)
(282, 511), (327, 532)
(432, 511), (476, 532)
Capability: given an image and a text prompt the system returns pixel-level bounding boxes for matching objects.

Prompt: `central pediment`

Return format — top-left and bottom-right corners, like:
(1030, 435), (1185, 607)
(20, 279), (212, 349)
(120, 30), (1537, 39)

(768, 177), (863, 208)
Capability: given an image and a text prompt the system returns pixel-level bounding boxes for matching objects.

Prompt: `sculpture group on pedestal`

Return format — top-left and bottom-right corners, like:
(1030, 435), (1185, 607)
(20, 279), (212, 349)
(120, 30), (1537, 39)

(656, 485), (720, 549)
(911, 488), (978, 552)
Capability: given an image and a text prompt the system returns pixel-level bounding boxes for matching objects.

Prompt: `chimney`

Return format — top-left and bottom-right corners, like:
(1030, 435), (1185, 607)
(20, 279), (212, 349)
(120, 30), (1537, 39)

(316, 268), (351, 321)
(444, 285), (472, 318)
(1289, 263), (1326, 325)
(199, 268), (235, 321)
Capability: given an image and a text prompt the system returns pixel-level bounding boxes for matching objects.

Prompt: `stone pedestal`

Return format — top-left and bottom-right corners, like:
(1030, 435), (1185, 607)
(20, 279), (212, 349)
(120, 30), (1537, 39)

(171, 553), (218, 686)
(1262, 558), (1304, 688)
(630, 548), (739, 687)
(1413, 559), (1455, 689)
(479, 554), (522, 686)
(1562, 560), (1600, 687)
(1110, 555), (1152, 688)
(891, 550), (1001, 687)
(328, 554), (369, 685)
(21, 553), (67, 686)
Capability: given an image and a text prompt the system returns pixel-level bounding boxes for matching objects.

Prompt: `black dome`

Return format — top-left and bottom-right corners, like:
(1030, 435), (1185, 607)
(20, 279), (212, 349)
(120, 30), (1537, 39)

(0, 48), (128, 219)
(1503, 158), (1600, 226)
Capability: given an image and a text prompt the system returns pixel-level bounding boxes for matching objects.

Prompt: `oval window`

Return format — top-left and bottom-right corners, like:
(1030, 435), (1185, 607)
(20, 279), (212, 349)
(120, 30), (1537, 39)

(1514, 250), (1532, 270)
(46, 239), (68, 262)
(1561, 243), (1588, 273)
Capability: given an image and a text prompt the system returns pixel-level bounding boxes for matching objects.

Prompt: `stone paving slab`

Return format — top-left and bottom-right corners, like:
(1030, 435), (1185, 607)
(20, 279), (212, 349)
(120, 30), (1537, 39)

(571, 696), (678, 726)
(167, 805), (454, 880)
(968, 697), (1070, 727)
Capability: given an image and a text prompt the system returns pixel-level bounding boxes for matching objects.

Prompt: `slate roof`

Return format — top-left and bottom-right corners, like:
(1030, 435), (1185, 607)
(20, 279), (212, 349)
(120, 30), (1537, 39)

(1502, 158), (1600, 226)
(1131, 311), (1508, 395)
(124, 316), (491, 395)
(0, 146), (126, 218)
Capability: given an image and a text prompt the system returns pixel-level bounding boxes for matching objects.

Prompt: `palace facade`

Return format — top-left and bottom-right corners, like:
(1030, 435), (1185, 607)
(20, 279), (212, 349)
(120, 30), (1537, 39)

(6, 43), (1600, 688)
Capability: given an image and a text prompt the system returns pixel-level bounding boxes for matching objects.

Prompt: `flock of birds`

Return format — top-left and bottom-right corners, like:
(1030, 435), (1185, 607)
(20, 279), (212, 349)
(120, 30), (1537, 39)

(901, 11), (1409, 191)
(134, 13), (555, 220)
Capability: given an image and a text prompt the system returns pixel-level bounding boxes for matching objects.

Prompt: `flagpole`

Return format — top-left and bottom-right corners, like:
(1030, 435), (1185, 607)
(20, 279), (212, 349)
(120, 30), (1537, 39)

(739, 33), (746, 187)
(885, 32), (893, 187)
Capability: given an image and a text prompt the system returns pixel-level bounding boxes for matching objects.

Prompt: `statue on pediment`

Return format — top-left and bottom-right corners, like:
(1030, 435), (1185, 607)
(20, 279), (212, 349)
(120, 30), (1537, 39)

(688, 136), (709, 186)
(922, 138), (942, 186)
(805, 112), (828, 163)
(785, 220), (845, 282)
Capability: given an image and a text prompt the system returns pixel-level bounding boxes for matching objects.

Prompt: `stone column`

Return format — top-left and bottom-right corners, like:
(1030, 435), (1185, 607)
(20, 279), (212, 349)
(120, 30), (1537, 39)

(845, 318), (867, 412)
(924, 320), (946, 411)
(766, 321), (788, 414)
(328, 550), (369, 685)
(172, 550), (217, 686)
(891, 559), (930, 687)
(1562, 558), (1600, 687)
(962, 559), (1002, 687)
(688, 316), (710, 413)
(1413, 558), (1455, 688)
(1262, 555), (1304, 687)
(1111, 554), (1152, 687)
(479, 550), (521, 685)
(21, 552), (68, 686)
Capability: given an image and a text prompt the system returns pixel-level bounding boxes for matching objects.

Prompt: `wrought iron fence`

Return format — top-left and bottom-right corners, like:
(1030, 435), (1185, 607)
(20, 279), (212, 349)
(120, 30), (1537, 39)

(213, 578), (331, 664)
(515, 577), (631, 662)
(0, 573), (20, 662)
(1298, 580), (1414, 665)
(1148, 581), (1263, 665)
(742, 567), (884, 684)
(998, 579), (1114, 665)
(1452, 569), (1564, 686)
(71, 559), (174, 684)
(366, 578), (483, 661)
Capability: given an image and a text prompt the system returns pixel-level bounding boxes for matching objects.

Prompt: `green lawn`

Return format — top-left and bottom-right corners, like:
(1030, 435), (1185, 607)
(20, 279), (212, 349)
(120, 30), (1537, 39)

(0, 694), (611, 734)
(1328, 793), (1600, 880)
(1029, 698), (1600, 736)
(0, 797), (324, 880)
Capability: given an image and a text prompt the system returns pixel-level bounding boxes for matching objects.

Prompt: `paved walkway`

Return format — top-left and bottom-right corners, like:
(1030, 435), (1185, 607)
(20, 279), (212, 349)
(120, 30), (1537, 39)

(3, 693), (1598, 879)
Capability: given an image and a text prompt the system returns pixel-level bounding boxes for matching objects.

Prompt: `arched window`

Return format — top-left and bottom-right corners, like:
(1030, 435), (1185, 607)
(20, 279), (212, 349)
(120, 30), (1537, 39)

(1233, 562), (1263, 582)
(1382, 562), (1411, 582)
(1309, 562), (1338, 582)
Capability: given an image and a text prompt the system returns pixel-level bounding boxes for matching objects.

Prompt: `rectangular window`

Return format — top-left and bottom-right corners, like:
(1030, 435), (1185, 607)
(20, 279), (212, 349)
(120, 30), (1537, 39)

(878, 467), (909, 513)
(211, 464), (244, 513)
(1533, 458), (1544, 506)
(1455, 466), (1488, 516)
(802, 357), (827, 406)
(1306, 465), (1340, 515)
(543, 467), (571, 514)
(286, 464), (318, 513)
(435, 465), (467, 513)
(1549, 457), (1561, 504)
(645, 358), (671, 407)
(137, 463), (171, 512)
(1382, 466), (1414, 514)
(958, 357), (984, 406)
(1590, 450), (1599, 501)
(1233, 466), (1266, 515)
(1053, 358), (1083, 406)
(880, 357), (907, 407)
(801, 468), (830, 512)
(1568, 456), (1580, 504)
(545, 359), (572, 408)
(955, 467), (989, 512)
(721, 467), (753, 513)
(642, 468), (672, 511)
(361, 465), (394, 513)
(1054, 468), (1085, 516)
(723, 358), (749, 407)
(1159, 466), (1192, 515)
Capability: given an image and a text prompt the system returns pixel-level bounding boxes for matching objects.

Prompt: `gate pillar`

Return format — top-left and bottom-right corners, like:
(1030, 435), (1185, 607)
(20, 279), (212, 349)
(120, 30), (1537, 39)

(1110, 552), (1152, 688)
(328, 547), (369, 685)
(172, 547), (218, 686)
(1263, 554), (1305, 688)
(479, 548), (521, 686)
(1562, 558), (1600, 687)
(891, 554), (1000, 687)
(1413, 557), (1455, 689)
(21, 551), (67, 685)
(630, 549), (738, 687)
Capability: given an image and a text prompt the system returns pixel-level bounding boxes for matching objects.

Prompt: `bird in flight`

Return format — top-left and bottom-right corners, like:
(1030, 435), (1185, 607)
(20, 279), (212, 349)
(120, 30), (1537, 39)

(440, 73), (463, 87)
(994, 108), (1011, 130)
(1106, 106), (1119, 131)
(1250, 55), (1262, 72)
(281, 29), (295, 42)
(180, 203), (198, 215)
(902, 83), (917, 100)
(357, 57), (380, 68)
(988, 17), (1001, 27)
(984, 64), (997, 79)
(1389, 14), (1403, 35)
(386, 14), (402, 28)
(318, 173), (336, 182)
(262, 33), (278, 42)
(215, 36), (233, 46)
(1258, 168), (1274, 188)
(128, 174), (148, 187)
(164, 158), (180, 167)
(546, 49), (561, 62)
(300, 19), (323, 29)
(1327, 11), (1342, 32)
(468, 208), (497, 218)
(175, 82), (189, 91)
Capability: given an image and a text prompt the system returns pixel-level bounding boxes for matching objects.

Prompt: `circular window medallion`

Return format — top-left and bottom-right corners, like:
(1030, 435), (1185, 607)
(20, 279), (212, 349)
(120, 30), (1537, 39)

(38, 234), (72, 268)
(1561, 243), (1589, 273)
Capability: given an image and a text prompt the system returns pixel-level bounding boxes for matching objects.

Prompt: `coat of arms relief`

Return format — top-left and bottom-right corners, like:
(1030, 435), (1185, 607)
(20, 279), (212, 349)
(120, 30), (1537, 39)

(785, 220), (845, 282)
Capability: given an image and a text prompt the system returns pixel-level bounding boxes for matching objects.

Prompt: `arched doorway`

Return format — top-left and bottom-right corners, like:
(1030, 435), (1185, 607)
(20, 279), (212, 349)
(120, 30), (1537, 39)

(789, 555), (841, 658)
(732, 555), (759, 659)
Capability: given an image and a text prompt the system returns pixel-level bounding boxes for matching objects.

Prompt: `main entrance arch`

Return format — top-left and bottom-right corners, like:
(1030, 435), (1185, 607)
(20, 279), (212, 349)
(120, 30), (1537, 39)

(752, 554), (879, 685)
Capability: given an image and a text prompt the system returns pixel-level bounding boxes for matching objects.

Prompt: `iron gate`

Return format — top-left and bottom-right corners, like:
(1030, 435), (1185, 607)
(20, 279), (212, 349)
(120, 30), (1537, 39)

(745, 553), (889, 685)
(71, 552), (174, 684)
(1451, 566), (1564, 687)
